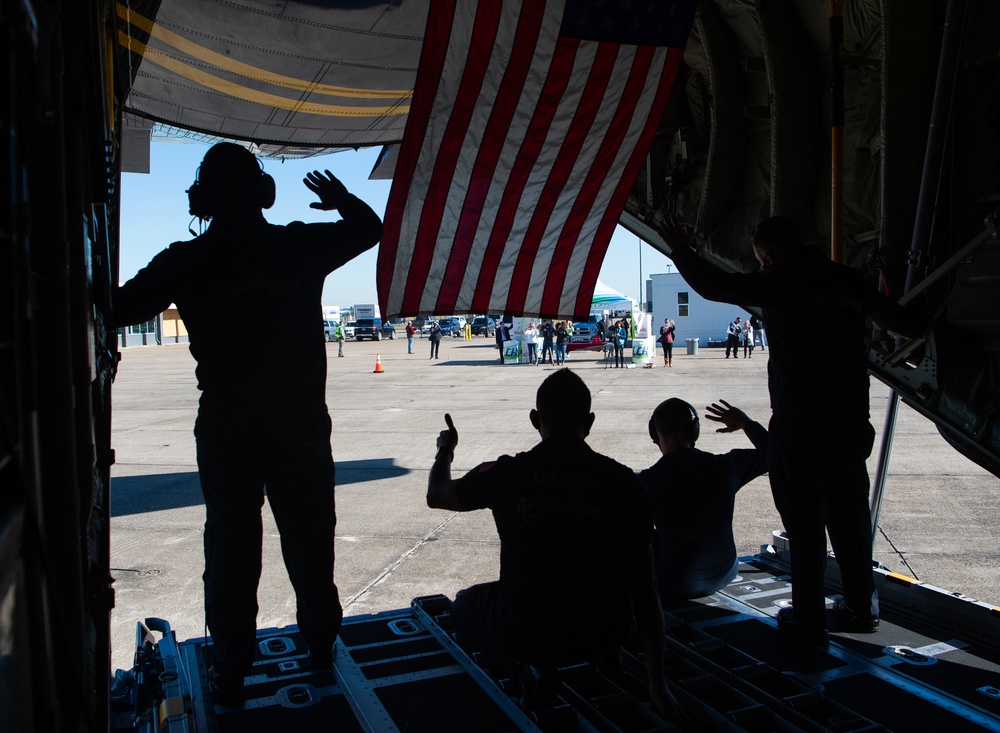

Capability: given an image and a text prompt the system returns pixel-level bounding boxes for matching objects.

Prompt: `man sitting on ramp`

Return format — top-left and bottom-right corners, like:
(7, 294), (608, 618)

(639, 399), (768, 600)
(427, 370), (675, 717)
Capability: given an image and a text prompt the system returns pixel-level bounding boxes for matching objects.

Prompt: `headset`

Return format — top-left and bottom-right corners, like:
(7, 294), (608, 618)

(186, 144), (276, 220)
(648, 398), (700, 447)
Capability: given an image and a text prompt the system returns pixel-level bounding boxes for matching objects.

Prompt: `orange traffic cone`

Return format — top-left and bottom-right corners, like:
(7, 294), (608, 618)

(373, 352), (384, 374)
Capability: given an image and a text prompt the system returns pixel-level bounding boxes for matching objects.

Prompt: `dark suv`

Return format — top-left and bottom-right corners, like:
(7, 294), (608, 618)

(470, 316), (495, 337)
(355, 318), (395, 341)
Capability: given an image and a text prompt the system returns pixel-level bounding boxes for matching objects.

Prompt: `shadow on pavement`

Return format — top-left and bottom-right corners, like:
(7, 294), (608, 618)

(111, 458), (412, 516)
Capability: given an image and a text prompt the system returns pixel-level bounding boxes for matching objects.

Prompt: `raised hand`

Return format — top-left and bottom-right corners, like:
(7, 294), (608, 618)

(653, 213), (694, 253)
(303, 170), (349, 211)
(704, 399), (750, 433)
(436, 413), (459, 456)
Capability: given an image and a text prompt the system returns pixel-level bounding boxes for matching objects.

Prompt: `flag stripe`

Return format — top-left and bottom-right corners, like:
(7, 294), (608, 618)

(399, 0), (505, 314)
(575, 47), (684, 315)
(434, 2), (545, 314)
(503, 38), (618, 316)
(491, 37), (596, 314)
(413, 3), (528, 313)
(540, 44), (656, 316)
(517, 40), (610, 315)
(470, 30), (576, 312)
(558, 46), (669, 315)
(377, 0), (457, 315)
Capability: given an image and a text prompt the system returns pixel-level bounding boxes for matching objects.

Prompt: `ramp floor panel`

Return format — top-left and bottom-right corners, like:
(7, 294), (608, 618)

(144, 556), (1000, 732)
(661, 557), (1000, 732)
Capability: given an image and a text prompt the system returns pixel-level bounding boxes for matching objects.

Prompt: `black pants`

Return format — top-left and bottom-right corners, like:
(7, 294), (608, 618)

(430, 339), (440, 358)
(768, 415), (877, 628)
(540, 340), (554, 364)
(196, 407), (341, 681)
(613, 343), (624, 367)
(725, 334), (739, 357)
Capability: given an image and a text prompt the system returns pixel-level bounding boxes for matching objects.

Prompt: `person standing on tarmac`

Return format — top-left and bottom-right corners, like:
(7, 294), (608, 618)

(658, 318), (676, 367)
(540, 320), (555, 365)
(405, 321), (416, 354)
(657, 214), (926, 643)
(742, 319), (754, 358)
(429, 320), (444, 359)
(111, 142), (383, 705)
(725, 316), (742, 358)
(336, 320), (346, 357)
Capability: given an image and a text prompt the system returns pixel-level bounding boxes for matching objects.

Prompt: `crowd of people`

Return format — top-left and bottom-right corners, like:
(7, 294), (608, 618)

(111, 144), (925, 717)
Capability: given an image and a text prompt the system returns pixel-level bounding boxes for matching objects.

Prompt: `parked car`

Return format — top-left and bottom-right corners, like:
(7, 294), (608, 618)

(344, 321), (356, 338)
(420, 319), (436, 336)
(355, 317), (395, 341)
(324, 319), (339, 341)
(437, 317), (463, 338)
(470, 316), (495, 337)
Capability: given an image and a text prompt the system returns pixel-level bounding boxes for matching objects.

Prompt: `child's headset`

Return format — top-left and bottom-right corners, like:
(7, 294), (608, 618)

(186, 145), (276, 220)
(648, 398), (700, 446)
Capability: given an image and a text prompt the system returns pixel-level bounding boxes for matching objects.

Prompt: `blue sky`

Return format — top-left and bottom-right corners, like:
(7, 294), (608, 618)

(120, 140), (675, 310)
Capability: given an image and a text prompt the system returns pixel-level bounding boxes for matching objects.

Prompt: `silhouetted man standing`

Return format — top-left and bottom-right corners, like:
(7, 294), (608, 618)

(658, 215), (924, 643)
(427, 370), (675, 716)
(112, 143), (383, 704)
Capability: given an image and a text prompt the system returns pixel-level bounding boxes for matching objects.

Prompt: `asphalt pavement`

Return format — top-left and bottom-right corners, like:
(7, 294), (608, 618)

(108, 335), (1000, 672)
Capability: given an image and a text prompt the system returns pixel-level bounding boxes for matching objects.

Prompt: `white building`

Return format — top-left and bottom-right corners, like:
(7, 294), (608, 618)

(649, 272), (753, 348)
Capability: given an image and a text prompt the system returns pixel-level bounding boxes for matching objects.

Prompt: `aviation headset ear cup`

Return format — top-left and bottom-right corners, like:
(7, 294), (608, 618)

(687, 406), (701, 444)
(186, 178), (212, 219)
(258, 172), (275, 209)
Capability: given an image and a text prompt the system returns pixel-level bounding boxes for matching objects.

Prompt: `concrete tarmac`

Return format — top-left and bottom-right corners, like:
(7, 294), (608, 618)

(109, 336), (999, 672)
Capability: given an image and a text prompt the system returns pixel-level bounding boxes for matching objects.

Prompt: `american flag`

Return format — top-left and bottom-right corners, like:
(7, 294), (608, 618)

(377, 0), (695, 319)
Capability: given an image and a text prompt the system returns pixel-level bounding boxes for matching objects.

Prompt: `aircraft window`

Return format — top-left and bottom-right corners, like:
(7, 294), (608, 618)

(678, 292), (689, 317)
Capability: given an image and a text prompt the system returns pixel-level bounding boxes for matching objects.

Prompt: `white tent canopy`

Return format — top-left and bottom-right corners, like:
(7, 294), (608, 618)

(590, 279), (634, 313)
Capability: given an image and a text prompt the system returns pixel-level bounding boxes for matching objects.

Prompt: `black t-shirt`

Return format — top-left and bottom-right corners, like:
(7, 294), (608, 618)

(454, 435), (651, 657)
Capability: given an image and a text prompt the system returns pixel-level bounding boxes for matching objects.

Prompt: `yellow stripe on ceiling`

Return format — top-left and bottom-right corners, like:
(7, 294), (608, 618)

(116, 2), (413, 100)
(119, 31), (409, 118)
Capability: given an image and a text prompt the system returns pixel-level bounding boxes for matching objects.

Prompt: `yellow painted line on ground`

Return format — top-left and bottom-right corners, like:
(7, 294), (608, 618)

(116, 2), (413, 100)
(118, 31), (410, 118)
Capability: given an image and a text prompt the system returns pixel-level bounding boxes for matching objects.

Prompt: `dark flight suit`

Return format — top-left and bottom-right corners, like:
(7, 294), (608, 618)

(113, 199), (382, 680)
(671, 244), (924, 629)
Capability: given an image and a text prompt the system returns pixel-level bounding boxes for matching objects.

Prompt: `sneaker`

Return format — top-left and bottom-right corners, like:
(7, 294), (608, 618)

(831, 597), (879, 632)
(208, 667), (245, 707)
(776, 608), (829, 645)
